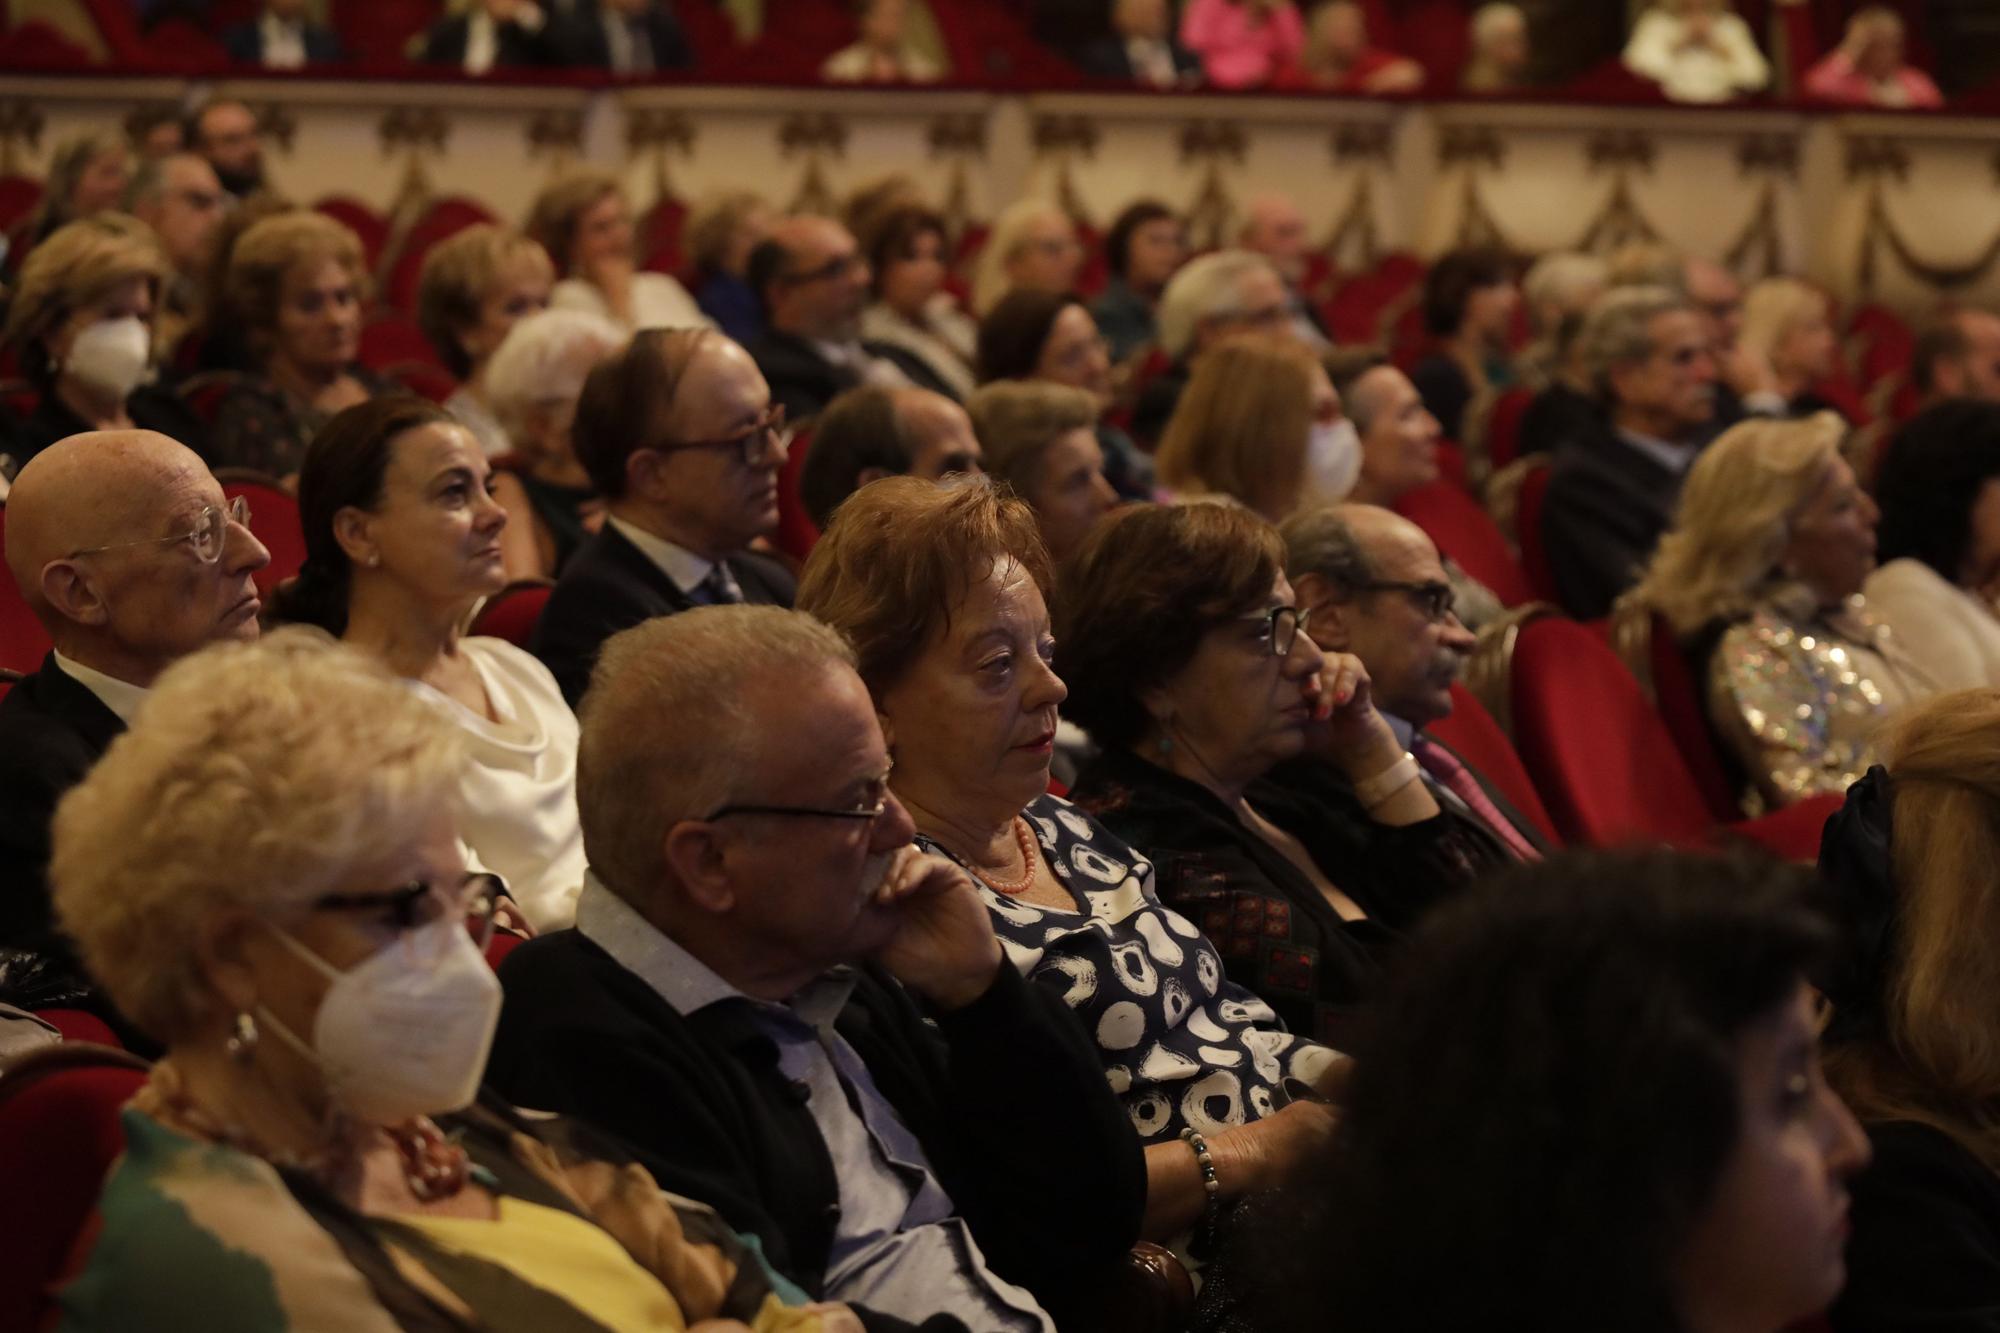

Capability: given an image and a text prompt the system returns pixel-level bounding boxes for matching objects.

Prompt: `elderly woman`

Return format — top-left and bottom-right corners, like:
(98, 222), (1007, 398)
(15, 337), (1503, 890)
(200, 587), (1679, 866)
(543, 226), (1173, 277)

(685, 188), (774, 345)
(270, 395), (586, 930)
(1738, 276), (1843, 420)
(1155, 335), (1356, 520)
(971, 199), (1083, 318)
(1864, 402), (2000, 690)
(528, 169), (710, 335)
(1819, 691), (2000, 1327)
(486, 308), (624, 580)
(48, 630), (858, 1332)
(415, 223), (555, 457)
(1624, 413), (1932, 816)
(1240, 850), (1868, 1331)
(858, 204), (977, 401)
(0, 214), (207, 464)
(797, 478), (1343, 1250)
(977, 288), (1153, 500)
(1623, 0), (1770, 103)
(965, 381), (1118, 564)
(211, 211), (386, 481)
(1089, 200), (1188, 364)
(17, 132), (131, 257)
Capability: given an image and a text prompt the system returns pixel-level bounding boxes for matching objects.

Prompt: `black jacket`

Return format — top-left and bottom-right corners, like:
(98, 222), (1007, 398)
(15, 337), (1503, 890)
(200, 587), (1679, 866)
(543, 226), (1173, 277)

(532, 522), (795, 706)
(744, 329), (955, 424)
(1075, 34), (1201, 83)
(488, 932), (1146, 1323)
(1833, 1119), (2000, 1332)
(3, 384), (211, 469)
(220, 18), (344, 64)
(549, 2), (692, 71)
(1540, 425), (1689, 621)
(0, 655), (123, 954)
(420, 12), (561, 69)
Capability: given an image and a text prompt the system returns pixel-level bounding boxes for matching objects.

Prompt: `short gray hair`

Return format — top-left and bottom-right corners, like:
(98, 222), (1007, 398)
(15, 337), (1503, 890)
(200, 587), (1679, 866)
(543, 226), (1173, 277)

(486, 308), (625, 439)
(1158, 250), (1280, 361)
(1280, 505), (1378, 596)
(1521, 251), (1607, 327)
(122, 152), (192, 211)
(577, 607), (858, 903)
(1580, 285), (1690, 399)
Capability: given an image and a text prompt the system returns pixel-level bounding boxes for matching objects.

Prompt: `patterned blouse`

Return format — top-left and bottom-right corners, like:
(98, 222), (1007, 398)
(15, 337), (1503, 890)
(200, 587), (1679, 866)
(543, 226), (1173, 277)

(919, 794), (1337, 1147)
(210, 366), (390, 480)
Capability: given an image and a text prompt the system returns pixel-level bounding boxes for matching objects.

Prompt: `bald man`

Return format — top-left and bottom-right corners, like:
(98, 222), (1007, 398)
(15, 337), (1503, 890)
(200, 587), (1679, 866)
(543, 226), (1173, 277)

(1239, 192), (1332, 346)
(1, 430), (269, 966)
(798, 385), (984, 531)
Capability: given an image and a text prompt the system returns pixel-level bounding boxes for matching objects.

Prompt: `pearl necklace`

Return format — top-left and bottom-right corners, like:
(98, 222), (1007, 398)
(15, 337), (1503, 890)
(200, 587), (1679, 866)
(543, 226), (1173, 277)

(973, 817), (1041, 897)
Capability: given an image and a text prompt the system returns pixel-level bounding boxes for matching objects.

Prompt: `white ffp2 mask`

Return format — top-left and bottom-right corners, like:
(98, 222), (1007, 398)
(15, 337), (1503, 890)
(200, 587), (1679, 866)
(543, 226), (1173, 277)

(1302, 418), (1363, 506)
(63, 316), (153, 400)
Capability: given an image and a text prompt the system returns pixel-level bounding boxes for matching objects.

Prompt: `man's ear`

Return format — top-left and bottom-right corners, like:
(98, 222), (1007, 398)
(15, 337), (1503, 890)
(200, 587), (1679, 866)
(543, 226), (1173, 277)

(663, 821), (736, 916)
(40, 560), (110, 627)
(1294, 572), (1354, 651)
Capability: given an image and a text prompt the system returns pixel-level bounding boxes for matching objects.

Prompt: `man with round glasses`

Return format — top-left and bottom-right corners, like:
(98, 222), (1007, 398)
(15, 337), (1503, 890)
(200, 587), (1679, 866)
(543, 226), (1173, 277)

(0, 429), (269, 1031)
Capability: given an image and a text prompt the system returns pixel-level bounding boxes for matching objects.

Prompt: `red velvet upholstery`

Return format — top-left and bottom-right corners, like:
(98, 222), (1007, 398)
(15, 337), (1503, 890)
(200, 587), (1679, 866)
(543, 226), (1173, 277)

(359, 312), (446, 374)
(1433, 440), (1468, 493)
(774, 427), (821, 563)
(176, 370), (250, 426)
(1483, 385), (1535, 472)
(1728, 793), (1843, 864)
(380, 360), (460, 404)
(639, 195), (689, 276)
(1425, 682), (1560, 846)
(0, 174), (44, 235)
(469, 579), (554, 650)
(315, 195), (393, 275)
(0, 505), (54, 675)
(383, 196), (501, 314)
(217, 472), (308, 597)
(1639, 611), (1742, 822)
(1514, 459), (1557, 602)
(30, 1009), (120, 1046)
(1395, 480), (1532, 608)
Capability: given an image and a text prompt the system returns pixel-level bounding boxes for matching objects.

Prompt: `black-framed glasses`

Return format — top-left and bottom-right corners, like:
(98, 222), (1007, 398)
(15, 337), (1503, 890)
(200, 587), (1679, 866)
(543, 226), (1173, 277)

(1358, 578), (1456, 623)
(782, 252), (864, 286)
(69, 496), (251, 565)
(1239, 605), (1311, 657)
(315, 871), (504, 955)
(706, 795), (889, 824)
(651, 404), (793, 467)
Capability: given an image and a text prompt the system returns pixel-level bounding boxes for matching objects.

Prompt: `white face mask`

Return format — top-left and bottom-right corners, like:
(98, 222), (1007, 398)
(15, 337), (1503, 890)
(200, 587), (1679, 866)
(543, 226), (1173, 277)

(1303, 418), (1363, 506)
(62, 316), (153, 400)
(263, 916), (502, 1124)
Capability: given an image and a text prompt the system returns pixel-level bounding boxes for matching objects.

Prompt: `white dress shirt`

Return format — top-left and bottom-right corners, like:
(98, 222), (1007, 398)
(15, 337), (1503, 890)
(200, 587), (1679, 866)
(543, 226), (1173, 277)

(257, 12), (307, 68)
(1623, 11), (1770, 103)
(605, 515), (741, 603)
(550, 273), (714, 336)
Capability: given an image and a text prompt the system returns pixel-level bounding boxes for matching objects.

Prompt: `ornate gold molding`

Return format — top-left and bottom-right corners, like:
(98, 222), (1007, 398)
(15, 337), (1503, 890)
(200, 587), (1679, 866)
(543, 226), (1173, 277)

(778, 112), (848, 217)
(927, 113), (988, 244)
(1180, 119), (1246, 250)
(0, 102), (45, 177)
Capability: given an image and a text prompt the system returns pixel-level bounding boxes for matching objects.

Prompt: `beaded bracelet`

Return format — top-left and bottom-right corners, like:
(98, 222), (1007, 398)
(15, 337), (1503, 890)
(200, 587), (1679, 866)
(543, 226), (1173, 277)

(1181, 1127), (1223, 1256)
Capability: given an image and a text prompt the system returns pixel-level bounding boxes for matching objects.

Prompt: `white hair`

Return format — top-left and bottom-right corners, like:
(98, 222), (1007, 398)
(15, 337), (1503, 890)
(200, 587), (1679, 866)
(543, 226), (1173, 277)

(485, 307), (626, 438)
(1522, 251), (1609, 331)
(1156, 250), (1281, 362)
(973, 198), (1071, 316)
(1471, 2), (1525, 45)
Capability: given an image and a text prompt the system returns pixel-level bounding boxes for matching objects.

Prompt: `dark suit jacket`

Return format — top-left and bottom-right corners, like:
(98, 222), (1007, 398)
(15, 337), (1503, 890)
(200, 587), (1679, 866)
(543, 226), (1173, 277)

(1832, 1119), (2000, 1332)
(1075, 34), (1202, 83)
(1540, 425), (1690, 621)
(744, 329), (954, 424)
(549, 2), (691, 70)
(531, 523), (796, 706)
(489, 935), (1146, 1323)
(420, 12), (560, 69)
(220, 18), (344, 64)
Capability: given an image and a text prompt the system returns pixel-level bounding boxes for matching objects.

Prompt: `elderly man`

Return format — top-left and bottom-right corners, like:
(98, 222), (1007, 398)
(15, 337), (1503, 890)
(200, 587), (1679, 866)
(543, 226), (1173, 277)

(0, 431), (268, 990)
(124, 153), (229, 353)
(744, 215), (950, 422)
(1334, 358), (1443, 510)
(490, 608), (1144, 1329)
(186, 97), (267, 198)
(1283, 503), (1549, 861)
(1239, 192), (1332, 346)
(1076, 0), (1201, 87)
(532, 328), (797, 704)
(1541, 285), (1718, 620)
(1131, 248), (1292, 444)
(798, 385), (983, 532)
(1913, 308), (2000, 409)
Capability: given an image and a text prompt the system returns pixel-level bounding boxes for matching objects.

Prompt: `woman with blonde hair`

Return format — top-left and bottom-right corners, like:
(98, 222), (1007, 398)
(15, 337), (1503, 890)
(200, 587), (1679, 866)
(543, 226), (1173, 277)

(415, 223), (554, 457)
(1155, 334), (1356, 521)
(1818, 688), (2000, 1326)
(17, 131), (131, 258)
(1738, 276), (1843, 419)
(965, 379), (1117, 562)
(527, 168), (710, 335)
(970, 199), (1083, 317)
(1624, 412), (1930, 814)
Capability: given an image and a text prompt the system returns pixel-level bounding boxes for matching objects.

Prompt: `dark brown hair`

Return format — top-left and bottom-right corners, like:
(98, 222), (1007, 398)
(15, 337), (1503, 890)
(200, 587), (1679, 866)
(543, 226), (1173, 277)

(977, 287), (1079, 384)
(863, 204), (948, 300)
(571, 327), (711, 498)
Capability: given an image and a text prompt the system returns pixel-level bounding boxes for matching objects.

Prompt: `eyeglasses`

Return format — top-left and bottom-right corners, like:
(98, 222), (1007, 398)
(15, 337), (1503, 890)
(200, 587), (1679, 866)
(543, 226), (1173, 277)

(1358, 578), (1457, 623)
(783, 253), (864, 286)
(707, 795), (889, 823)
(651, 405), (793, 467)
(1239, 605), (1311, 657)
(68, 496), (251, 564)
(315, 872), (505, 955)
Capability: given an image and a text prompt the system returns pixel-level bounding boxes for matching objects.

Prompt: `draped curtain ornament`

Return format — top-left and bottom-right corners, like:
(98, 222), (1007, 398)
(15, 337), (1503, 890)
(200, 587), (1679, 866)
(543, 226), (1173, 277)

(525, 109), (586, 175)
(1847, 134), (2000, 299)
(778, 112), (849, 218)
(1723, 134), (1799, 282)
(253, 103), (299, 157)
(1439, 125), (1508, 252)
(1180, 119), (1247, 251)
(626, 108), (698, 219)
(1031, 115), (1101, 233)
(926, 113), (989, 249)
(0, 102), (45, 177)
(1575, 130), (1660, 255)
(376, 106), (451, 279)
(1321, 122), (1393, 276)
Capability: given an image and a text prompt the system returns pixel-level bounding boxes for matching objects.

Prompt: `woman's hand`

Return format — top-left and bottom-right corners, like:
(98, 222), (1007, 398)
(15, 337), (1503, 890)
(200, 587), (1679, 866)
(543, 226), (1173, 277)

(866, 847), (1004, 1012)
(1302, 651), (1399, 769)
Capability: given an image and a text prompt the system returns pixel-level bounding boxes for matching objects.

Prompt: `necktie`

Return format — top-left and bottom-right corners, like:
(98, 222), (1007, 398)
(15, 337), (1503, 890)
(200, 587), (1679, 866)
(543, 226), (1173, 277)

(1412, 735), (1541, 862)
(695, 564), (744, 606)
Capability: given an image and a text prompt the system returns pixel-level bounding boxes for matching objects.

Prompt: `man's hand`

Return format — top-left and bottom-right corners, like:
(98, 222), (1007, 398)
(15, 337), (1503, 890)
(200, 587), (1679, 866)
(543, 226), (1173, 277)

(866, 847), (1004, 1012)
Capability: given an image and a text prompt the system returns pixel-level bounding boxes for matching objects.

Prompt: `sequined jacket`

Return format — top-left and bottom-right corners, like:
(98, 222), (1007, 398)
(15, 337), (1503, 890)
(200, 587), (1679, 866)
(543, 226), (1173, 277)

(1702, 588), (1934, 816)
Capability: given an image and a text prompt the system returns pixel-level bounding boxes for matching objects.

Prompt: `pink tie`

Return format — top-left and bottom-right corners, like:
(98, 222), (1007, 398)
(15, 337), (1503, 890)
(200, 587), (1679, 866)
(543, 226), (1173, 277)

(1412, 736), (1542, 862)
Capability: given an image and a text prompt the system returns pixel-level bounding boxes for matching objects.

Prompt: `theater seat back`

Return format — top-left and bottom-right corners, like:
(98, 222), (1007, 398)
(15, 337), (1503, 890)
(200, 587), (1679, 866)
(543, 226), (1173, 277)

(215, 472), (308, 598)
(1396, 481), (1532, 609)
(1425, 683), (1561, 846)
(1515, 460), (1558, 603)
(470, 580), (555, 650)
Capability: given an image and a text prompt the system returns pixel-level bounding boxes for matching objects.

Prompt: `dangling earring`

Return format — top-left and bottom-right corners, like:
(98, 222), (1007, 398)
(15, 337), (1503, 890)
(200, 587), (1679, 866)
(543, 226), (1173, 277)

(225, 1010), (260, 1062)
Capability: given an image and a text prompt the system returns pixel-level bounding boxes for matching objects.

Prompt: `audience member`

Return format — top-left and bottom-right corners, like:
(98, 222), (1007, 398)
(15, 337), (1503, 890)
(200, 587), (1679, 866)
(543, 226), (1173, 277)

(422, 0), (562, 72)
(975, 288), (1152, 499)
(270, 396), (586, 929)
(210, 211), (383, 481)
(1804, 6), (1941, 110)
(1180, 0), (1305, 89)
(1910, 307), (2000, 408)
(970, 199), (1084, 318)
(1089, 199), (1187, 362)
(0, 431), (267, 1020)
(416, 223), (556, 457)
(821, 0), (947, 83)
(1516, 249), (1606, 388)
(485, 308), (624, 579)
(17, 133), (132, 257)
(186, 97), (268, 199)
(1623, 0), (1770, 104)
(797, 480), (1344, 1248)
(532, 329), (796, 704)
(1624, 414), (1930, 815)
(529, 169), (710, 334)
(1541, 285), (1718, 620)
(797, 384), (983, 531)
(1238, 193), (1332, 346)
(1819, 695), (2000, 1329)
(48, 629), (857, 1331)
(964, 381), (1117, 562)
(1279, 0), (1424, 93)
(1157, 334), (1353, 519)
(859, 204), (977, 400)
(221, 0), (345, 67)
(1133, 249), (1292, 444)
(684, 187), (774, 344)
(1284, 503), (1547, 858)
(1238, 849), (1866, 1333)
(1864, 402), (2000, 690)
(489, 606), (1144, 1325)
(125, 106), (185, 160)
(554, 0), (693, 73)
(1460, 2), (1531, 92)
(1, 215), (210, 466)
(1059, 499), (1478, 1049)
(1737, 276), (1842, 420)
(123, 153), (229, 357)
(1409, 247), (1519, 444)
(1077, 0), (1202, 88)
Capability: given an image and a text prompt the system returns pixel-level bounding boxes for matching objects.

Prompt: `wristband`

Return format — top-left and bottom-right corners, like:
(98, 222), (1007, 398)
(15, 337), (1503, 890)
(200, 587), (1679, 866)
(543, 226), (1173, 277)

(1353, 751), (1420, 809)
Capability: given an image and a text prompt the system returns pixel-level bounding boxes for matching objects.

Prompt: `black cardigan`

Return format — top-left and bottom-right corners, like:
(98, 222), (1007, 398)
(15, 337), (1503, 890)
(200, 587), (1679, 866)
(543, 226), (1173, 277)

(487, 931), (1145, 1324)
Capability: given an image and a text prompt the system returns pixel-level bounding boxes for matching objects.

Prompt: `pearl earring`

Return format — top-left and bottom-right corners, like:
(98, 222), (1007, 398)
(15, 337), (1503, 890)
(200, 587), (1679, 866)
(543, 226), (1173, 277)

(225, 1010), (260, 1062)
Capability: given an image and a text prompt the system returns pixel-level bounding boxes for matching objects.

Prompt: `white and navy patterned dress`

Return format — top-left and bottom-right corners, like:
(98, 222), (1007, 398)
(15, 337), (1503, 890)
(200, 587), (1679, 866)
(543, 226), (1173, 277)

(920, 793), (1337, 1146)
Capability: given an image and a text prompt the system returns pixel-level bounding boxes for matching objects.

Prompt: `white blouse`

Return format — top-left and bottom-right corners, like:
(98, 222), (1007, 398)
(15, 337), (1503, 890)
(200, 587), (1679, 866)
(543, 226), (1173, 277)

(1864, 557), (2000, 692)
(1622, 10), (1769, 103)
(550, 272), (715, 335)
(408, 637), (586, 931)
